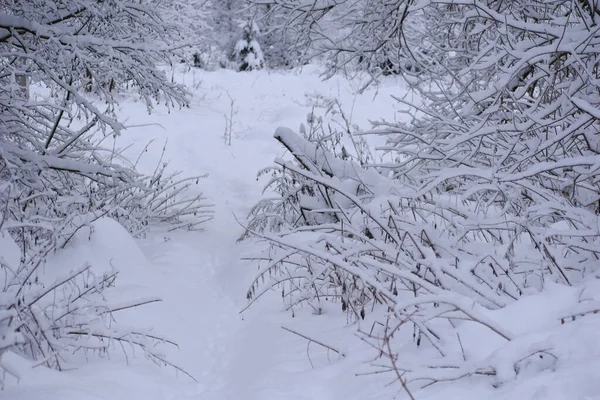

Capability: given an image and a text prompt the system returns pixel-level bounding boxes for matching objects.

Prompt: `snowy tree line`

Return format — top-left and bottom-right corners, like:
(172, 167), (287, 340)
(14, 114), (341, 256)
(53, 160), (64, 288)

(182, 0), (307, 71)
(184, 0), (439, 76)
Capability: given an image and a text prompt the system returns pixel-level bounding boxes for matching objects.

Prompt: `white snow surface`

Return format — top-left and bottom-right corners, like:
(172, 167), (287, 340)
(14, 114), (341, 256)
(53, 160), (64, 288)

(4, 66), (600, 400)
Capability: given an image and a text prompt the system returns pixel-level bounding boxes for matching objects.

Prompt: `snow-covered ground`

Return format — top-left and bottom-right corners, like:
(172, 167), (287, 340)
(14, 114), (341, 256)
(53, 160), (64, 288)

(4, 66), (600, 400)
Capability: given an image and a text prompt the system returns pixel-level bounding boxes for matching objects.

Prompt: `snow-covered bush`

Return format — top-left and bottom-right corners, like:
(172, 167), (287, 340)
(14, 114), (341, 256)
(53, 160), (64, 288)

(0, 0), (211, 378)
(242, 0), (600, 393)
(298, 94), (373, 165)
(233, 21), (265, 71)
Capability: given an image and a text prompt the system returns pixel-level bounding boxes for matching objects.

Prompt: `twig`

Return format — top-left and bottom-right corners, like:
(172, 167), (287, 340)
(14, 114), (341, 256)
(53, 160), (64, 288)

(385, 338), (417, 400)
(281, 326), (346, 357)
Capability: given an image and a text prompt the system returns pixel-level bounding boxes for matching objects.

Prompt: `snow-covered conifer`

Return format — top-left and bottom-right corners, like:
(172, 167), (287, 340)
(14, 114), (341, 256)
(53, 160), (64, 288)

(233, 20), (265, 71)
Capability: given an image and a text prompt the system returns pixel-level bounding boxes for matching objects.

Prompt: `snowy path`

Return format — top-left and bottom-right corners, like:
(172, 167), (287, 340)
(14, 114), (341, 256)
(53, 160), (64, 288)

(116, 67), (404, 400)
(132, 149), (320, 400)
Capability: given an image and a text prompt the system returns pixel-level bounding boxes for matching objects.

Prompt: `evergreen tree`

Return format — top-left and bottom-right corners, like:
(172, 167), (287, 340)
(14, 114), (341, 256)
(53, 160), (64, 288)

(233, 20), (265, 71)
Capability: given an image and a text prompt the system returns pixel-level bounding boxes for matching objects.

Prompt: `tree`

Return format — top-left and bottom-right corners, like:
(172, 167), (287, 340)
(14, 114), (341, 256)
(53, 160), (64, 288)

(248, 0), (438, 76)
(189, 0), (271, 71)
(233, 20), (265, 71)
(197, 0), (246, 69)
(0, 0), (210, 377)
(242, 0), (600, 393)
(250, 4), (308, 68)
(160, 0), (211, 65)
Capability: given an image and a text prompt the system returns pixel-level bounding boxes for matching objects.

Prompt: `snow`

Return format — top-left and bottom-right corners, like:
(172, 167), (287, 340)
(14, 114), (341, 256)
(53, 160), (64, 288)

(0, 231), (19, 270)
(3, 65), (600, 400)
